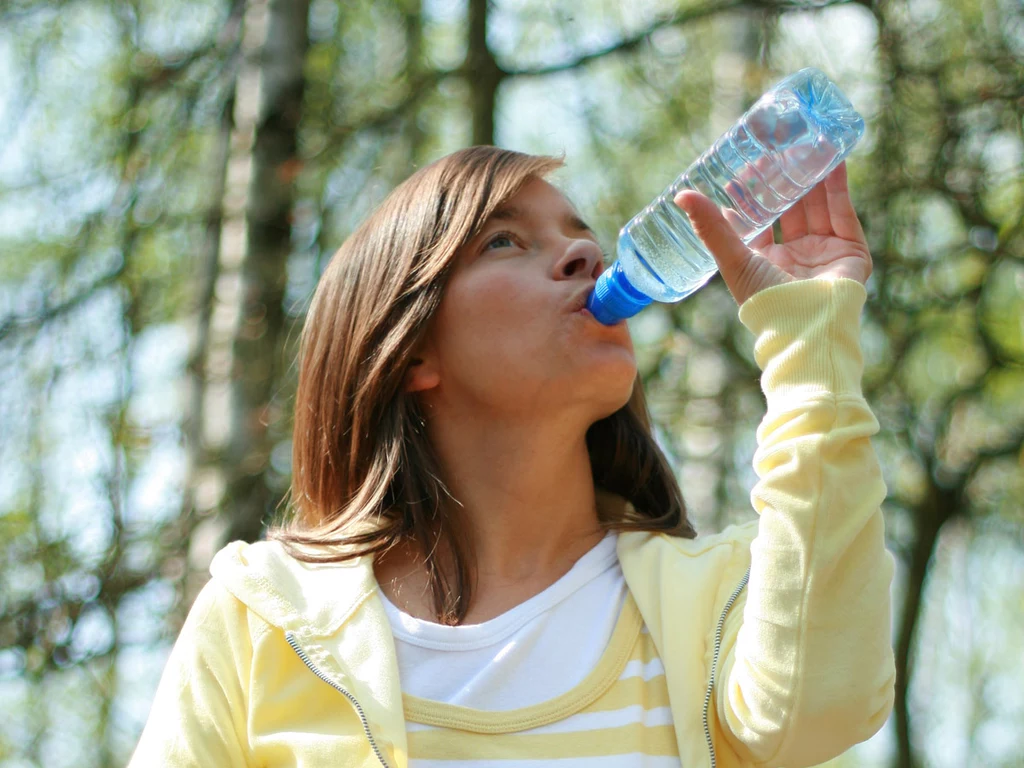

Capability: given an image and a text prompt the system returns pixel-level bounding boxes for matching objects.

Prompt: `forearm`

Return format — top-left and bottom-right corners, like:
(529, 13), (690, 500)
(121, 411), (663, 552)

(716, 277), (896, 768)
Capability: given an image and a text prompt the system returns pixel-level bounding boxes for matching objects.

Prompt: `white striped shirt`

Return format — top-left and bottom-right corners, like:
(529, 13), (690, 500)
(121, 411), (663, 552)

(380, 533), (681, 765)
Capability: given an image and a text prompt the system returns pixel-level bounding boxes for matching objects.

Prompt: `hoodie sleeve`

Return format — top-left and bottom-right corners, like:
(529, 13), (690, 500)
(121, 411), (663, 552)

(713, 277), (896, 768)
(127, 577), (253, 768)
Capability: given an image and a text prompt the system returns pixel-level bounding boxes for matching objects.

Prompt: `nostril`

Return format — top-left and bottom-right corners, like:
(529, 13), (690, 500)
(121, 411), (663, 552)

(563, 257), (588, 277)
(557, 239), (604, 280)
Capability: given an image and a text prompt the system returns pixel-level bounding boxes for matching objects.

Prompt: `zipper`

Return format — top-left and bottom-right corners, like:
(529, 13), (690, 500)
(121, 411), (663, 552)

(285, 631), (392, 768)
(701, 566), (751, 768)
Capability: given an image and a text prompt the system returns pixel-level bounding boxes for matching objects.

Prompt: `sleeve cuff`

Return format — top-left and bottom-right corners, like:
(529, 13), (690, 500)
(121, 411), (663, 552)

(737, 276), (868, 405)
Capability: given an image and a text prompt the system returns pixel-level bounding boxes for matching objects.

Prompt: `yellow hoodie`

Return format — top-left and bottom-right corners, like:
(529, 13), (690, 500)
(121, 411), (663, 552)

(128, 276), (896, 768)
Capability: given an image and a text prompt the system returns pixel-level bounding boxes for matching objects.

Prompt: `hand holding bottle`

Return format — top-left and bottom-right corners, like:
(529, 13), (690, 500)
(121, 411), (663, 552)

(673, 161), (872, 307)
(585, 68), (869, 324)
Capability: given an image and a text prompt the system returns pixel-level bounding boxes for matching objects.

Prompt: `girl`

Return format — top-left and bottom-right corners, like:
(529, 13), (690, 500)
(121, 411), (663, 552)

(130, 146), (895, 768)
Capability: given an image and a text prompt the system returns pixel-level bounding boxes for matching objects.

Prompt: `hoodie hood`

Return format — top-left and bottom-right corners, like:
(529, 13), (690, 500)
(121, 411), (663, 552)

(212, 537), (410, 766)
(210, 538), (378, 638)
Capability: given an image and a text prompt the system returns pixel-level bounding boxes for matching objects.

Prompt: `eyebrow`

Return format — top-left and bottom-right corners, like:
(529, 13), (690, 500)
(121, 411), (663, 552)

(488, 204), (595, 235)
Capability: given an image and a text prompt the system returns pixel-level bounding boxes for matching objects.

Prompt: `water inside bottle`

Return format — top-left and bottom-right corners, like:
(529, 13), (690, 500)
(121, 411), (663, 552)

(616, 197), (718, 302)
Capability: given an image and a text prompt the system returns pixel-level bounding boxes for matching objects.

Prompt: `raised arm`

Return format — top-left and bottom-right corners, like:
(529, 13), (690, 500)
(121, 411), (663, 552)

(677, 166), (896, 766)
(709, 276), (896, 767)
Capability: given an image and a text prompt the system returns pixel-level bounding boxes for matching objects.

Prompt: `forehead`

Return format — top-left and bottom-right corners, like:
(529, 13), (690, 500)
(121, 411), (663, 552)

(483, 179), (593, 234)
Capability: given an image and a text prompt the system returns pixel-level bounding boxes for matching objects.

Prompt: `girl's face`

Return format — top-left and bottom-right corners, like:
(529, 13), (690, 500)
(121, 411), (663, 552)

(413, 177), (637, 424)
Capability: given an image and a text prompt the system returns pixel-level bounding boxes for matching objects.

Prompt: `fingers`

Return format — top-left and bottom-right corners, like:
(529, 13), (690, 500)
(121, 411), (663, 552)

(748, 226), (775, 252)
(823, 162), (867, 243)
(778, 162), (866, 245)
(779, 196), (808, 241)
(802, 175), (832, 235)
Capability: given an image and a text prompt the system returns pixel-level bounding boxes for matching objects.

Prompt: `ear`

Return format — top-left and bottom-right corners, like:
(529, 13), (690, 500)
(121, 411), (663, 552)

(404, 344), (441, 394)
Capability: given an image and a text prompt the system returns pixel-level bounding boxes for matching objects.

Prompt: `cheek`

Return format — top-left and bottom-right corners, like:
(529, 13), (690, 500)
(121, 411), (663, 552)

(435, 272), (553, 379)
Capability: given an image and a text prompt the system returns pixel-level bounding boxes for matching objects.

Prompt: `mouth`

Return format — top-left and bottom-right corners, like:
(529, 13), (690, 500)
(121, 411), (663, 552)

(569, 286), (594, 314)
(572, 300), (627, 327)
(567, 285), (628, 327)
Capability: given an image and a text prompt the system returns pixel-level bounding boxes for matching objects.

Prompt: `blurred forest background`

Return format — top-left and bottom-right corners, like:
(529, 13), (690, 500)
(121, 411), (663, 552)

(0, 0), (1022, 765)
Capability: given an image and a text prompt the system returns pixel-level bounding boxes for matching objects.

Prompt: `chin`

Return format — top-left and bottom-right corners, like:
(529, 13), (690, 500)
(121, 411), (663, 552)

(584, 357), (637, 415)
(588, 387), (634, 424)
(591, 348), (638, 384)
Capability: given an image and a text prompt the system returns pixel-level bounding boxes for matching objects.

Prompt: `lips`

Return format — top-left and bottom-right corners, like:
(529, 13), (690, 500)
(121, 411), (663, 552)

(568, 285), (595, 314)
(567, 284), (629, 328)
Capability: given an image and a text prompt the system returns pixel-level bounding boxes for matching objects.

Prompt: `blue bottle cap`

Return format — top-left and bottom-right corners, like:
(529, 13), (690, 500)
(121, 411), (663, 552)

(586, 261), (652, 325)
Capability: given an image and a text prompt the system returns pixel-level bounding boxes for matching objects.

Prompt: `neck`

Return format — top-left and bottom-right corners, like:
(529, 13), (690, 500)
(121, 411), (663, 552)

(433, 410), (604, 588)
(376, 402), (608, 624)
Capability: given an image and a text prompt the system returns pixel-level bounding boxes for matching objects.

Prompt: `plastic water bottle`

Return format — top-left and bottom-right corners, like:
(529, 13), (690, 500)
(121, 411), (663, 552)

(586, 67), (865, 325)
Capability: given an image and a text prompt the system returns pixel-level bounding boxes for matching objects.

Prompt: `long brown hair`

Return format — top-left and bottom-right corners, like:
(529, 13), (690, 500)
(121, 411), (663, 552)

(267, 146), (696, 624)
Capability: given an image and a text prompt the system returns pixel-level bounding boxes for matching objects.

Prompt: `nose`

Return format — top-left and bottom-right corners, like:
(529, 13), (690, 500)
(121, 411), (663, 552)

(553, 238), (606, 281)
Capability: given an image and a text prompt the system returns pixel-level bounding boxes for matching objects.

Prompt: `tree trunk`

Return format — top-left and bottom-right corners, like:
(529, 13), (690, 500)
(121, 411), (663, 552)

(223, 0), (311, 545)
(186, 0), (266, 581)
(402, 0), (428, 161)
(466, 0), (503, 146)
(177, 2), (246, 607)
(188, 0), (311, 573)
(894, 474), (964, 768)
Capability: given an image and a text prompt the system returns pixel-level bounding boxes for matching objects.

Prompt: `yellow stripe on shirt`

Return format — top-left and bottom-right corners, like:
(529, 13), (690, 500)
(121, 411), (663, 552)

(407, 722), (679, 760)
(404, 592), (680, 763)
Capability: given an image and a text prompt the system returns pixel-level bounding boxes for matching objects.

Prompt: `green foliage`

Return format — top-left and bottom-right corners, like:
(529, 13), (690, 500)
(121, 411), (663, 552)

(0, 0), (1022, 765)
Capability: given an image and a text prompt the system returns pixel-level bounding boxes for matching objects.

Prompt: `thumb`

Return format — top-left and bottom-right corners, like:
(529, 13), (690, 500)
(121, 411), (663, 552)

(674, 189), (779, 305)
(673, 190), (751, 278)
